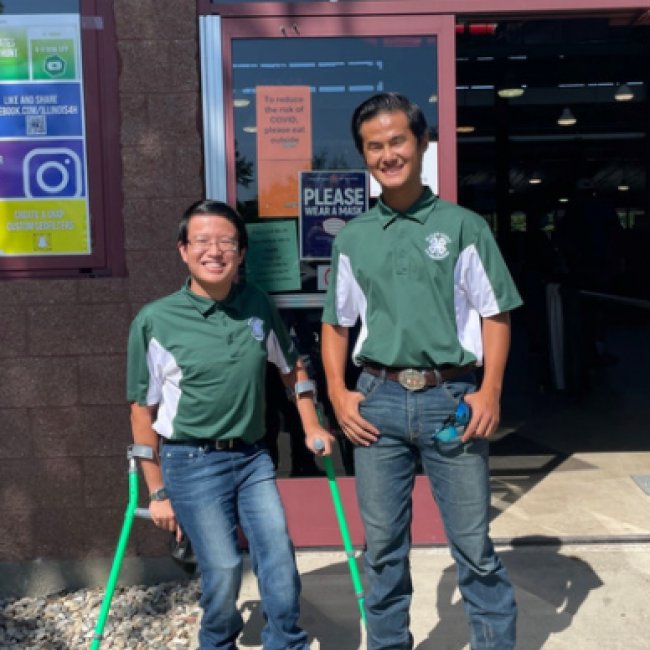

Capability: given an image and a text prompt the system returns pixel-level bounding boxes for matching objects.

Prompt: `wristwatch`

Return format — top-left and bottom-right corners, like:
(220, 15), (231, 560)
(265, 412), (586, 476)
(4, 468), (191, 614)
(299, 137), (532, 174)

(150, 487), (168, 502)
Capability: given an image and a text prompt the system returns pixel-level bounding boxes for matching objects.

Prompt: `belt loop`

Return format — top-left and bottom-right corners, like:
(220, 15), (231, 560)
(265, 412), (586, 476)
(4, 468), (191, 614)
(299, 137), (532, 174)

(433, 368), (442, 386)
(380, 367), (387, 380)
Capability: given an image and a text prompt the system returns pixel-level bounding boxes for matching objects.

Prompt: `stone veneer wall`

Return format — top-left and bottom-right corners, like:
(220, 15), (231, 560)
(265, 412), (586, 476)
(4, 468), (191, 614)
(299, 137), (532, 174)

(0, 0), (202, 589)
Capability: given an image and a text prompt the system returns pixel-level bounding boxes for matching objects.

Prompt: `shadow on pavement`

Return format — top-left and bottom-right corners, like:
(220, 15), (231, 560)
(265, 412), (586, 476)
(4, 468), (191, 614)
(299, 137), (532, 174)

(239, 559), (364, 650)
(416, 535), (604, 650)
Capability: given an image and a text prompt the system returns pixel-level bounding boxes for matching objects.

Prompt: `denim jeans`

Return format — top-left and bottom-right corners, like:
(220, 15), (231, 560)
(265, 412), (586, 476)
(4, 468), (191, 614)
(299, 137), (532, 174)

(354, 370), (517, 650)
(161, 441), (308, 650)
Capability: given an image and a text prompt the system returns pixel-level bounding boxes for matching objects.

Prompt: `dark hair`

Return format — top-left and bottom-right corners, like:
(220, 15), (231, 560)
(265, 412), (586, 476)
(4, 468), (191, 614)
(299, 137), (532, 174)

(351, 92), (428, 154)
(178, 199), (248, 250)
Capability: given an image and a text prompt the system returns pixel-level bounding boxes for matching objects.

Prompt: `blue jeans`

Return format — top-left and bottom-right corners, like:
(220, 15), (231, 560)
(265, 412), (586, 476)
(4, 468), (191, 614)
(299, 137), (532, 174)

(354, 370), (517, 650)
(161, 441), (308, 650)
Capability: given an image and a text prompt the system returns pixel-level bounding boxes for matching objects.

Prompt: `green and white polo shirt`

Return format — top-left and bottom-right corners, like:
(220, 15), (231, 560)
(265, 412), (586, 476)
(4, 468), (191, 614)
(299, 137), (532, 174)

(127, 279), (298, 443)
(322, 187), (522, 368)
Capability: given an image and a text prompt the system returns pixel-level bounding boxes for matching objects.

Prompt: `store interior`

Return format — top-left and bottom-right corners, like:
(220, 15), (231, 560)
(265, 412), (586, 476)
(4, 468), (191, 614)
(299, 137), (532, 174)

(267, 15), (650, 480)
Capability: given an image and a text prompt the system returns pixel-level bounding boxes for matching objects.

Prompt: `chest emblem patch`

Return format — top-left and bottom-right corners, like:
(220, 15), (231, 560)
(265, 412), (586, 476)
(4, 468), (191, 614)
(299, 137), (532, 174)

(248, 317), (265, 341)
(425, 232), (452, 260)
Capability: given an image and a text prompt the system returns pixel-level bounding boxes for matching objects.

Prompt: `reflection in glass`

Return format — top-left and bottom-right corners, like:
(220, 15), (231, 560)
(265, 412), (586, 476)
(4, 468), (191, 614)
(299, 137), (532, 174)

(233, 36), (439, 225)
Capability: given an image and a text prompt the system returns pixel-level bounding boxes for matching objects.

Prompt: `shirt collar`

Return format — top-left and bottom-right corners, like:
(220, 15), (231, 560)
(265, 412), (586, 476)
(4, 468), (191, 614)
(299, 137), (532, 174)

(376, 186), (438, 229)
(182, 277), (243, 316)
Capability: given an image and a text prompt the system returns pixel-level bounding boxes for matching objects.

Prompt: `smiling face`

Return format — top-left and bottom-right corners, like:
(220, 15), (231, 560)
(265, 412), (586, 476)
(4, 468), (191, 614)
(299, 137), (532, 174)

(360, 109), (429, 208)
(178, 214), (245, 300)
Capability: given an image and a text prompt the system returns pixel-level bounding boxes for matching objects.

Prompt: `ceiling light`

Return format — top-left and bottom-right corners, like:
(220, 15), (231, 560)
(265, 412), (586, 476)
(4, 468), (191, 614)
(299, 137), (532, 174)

(428, 93), (438, 103)
(557, 107), (576, 126)
(234, 98), (250, 108)
(529, 172), (542, 185)
(618, 180), (630, 191)
(243, 126), (257, 133)
(456, 125), (475, 133)
(497, 87), (525, 98)
(497, 71), (524, 98)
(497, 84), (524, 98)
(559, 197), (569, 203)
(615, 84), (634, 101)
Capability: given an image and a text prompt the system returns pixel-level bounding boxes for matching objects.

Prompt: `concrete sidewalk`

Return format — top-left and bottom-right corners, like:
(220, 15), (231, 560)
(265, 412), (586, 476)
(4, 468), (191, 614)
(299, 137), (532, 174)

(228, 542), (650, 650)
(193, 443), (650, 650)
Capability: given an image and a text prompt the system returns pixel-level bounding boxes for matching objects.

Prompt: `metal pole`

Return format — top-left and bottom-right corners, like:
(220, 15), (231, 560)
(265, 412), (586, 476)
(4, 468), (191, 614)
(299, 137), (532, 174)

(89, 459), (139, 650)
(90, 445), (154, 650)
(313, 435), (366, 627)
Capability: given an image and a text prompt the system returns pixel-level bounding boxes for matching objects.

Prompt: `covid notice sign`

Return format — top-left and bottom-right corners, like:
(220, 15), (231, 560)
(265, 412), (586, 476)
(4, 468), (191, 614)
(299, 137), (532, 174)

(299, 171), (368, 260)
(0, 14), (90, 256)
(256, 86), (312, 218)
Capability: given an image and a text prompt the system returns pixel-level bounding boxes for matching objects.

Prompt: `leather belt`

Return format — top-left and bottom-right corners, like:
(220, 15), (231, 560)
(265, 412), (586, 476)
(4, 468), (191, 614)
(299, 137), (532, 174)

(363, 362), (476, 391)
(163, 438), (247, 450)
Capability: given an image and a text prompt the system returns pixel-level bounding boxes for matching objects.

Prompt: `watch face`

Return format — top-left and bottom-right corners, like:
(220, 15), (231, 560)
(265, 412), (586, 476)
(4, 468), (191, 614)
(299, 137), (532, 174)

(151, 487), (167, 501)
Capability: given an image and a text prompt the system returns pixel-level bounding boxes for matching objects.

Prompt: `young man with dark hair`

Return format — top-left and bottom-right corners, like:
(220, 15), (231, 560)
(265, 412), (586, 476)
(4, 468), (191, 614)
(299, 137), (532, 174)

(322, 93), (521, 650)
(128, 199), (333, 650)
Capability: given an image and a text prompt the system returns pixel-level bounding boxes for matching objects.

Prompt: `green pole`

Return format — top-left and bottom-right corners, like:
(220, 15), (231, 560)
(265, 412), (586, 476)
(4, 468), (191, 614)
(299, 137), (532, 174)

(313, 429), (366, 627)
(89, 459), (139, 650)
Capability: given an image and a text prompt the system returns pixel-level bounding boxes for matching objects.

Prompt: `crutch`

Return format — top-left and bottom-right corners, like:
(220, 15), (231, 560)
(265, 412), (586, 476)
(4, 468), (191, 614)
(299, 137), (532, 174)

(90, 444), (154, 650)
(313, 434), (366, 627)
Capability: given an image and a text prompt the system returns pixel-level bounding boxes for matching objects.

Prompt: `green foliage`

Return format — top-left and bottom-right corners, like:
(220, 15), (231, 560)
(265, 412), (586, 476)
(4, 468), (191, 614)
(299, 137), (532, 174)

(235, 141), (254, 188)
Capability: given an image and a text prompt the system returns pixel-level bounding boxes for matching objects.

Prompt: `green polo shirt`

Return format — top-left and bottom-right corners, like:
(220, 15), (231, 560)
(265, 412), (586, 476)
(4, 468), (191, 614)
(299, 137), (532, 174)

(322, 187), (522, 368)
(127, 279), (298, 443)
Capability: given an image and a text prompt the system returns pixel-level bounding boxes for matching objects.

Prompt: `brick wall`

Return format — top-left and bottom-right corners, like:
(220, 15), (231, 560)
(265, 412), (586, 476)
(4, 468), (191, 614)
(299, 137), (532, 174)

(0, 0), (201, 568)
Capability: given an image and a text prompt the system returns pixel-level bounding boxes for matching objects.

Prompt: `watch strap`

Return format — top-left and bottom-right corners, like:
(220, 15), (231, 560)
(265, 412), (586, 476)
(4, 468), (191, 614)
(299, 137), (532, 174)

(150, 487), (168, 501)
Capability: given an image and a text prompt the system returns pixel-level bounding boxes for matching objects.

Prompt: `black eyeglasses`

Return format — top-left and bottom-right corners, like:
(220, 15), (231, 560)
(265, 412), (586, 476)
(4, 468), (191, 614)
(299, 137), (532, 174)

(187, 237), (238, 253)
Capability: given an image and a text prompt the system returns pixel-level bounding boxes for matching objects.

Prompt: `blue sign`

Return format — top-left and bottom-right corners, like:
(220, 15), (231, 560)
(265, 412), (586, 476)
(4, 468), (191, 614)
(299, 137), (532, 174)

(300, 170), (368, 260)
(0, 83), (84, 138)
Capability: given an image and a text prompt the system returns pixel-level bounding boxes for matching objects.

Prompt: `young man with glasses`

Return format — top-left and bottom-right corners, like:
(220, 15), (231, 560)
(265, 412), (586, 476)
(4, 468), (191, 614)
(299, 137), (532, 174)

(321, 93), (522, 650)
(127, 199), (333, 650)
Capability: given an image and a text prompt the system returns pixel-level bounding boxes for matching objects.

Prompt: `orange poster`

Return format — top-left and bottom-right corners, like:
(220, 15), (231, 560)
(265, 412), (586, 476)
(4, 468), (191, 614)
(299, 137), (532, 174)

(256, 86), (312, 217)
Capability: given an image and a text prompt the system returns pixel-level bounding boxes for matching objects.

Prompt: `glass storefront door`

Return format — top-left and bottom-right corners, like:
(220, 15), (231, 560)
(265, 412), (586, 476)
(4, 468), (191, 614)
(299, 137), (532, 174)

(230, 32), (446, 309)
(199, 11), (454, 544)
(214, 14), (456, 492)
(223, 14), (457, 228)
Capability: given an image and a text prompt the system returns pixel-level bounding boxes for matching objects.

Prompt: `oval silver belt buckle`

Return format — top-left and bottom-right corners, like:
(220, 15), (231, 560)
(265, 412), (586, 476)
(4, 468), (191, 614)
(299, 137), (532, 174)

(398, 368), (426, 391)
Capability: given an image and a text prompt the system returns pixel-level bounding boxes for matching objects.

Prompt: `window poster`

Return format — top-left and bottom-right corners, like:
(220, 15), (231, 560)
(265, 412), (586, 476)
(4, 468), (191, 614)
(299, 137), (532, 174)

(0, 14), (90, 256)
(245, 221), (302, 293)
(299, 170), (368, 260)
(256, 86), (312, 218)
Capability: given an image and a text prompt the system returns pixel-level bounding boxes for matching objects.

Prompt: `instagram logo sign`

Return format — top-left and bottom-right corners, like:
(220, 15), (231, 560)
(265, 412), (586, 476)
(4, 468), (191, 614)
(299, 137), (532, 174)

(22, 148), (83, 198)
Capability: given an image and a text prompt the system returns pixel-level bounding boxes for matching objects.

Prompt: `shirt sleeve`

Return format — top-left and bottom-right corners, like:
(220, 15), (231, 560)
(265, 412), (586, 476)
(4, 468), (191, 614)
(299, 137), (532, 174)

(322, 238), (363, 326)
(265, 296), (299, 374)
(126, 313), (160, 406)
(457, 223), (523, 317)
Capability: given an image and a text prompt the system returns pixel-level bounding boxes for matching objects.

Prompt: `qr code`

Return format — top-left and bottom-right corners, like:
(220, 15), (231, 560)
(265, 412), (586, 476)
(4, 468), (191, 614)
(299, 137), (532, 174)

(26, 116), (47, 135)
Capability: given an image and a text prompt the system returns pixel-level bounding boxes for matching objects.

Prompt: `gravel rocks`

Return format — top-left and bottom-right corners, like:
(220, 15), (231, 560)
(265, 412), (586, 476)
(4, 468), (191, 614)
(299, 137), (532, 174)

(0, 579), (201, 650)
